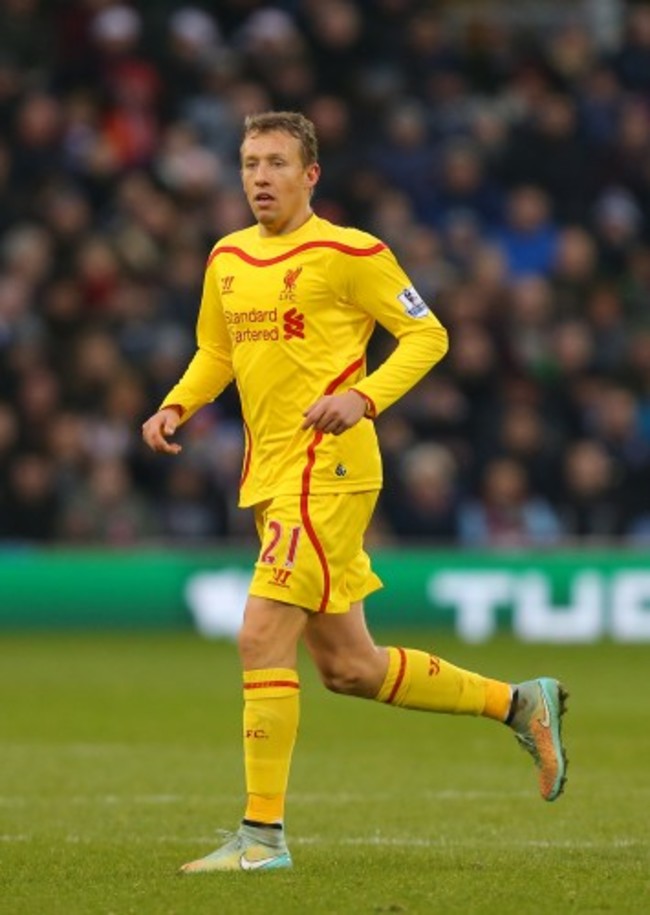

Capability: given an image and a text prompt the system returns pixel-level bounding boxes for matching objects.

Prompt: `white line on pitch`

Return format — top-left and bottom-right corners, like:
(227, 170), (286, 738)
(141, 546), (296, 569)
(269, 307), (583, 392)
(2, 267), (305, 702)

(0, 835), (644, 850)
(0, 790), (531, 807)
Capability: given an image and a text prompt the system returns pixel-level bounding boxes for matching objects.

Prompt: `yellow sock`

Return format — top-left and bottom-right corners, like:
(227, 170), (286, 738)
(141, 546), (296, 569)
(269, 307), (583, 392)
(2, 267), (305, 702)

(375, 647), (511, 720)
(242, 668), (299, 825)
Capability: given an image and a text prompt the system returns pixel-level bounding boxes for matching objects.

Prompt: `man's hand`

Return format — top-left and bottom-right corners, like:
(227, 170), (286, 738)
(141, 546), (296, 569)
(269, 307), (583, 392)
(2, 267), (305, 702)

(302, 390), (368, 435)
(142, 407), (183, 455)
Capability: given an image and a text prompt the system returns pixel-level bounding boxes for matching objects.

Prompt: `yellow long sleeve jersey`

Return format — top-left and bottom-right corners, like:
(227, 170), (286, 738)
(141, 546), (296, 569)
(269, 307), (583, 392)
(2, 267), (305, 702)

(161, 214), (448, 507)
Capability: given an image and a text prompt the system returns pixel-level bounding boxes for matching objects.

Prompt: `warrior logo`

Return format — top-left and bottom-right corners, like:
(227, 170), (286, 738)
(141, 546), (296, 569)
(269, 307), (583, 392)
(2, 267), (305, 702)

(270, 568), (292, 587)
(280, 266), (302, 301)
(283, 307), (305, 340)
(221, 275), (235, 295)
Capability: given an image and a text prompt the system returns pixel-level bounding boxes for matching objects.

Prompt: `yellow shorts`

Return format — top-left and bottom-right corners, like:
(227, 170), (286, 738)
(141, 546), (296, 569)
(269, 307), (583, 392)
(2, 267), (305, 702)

(249, 491), (383, 614)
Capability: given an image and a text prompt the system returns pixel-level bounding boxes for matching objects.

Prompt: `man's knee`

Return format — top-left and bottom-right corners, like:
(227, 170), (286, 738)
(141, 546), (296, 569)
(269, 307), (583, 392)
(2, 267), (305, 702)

(237, 626), (267, 666)
(318, 656), (380, 698)
(237, 596), (306, 669)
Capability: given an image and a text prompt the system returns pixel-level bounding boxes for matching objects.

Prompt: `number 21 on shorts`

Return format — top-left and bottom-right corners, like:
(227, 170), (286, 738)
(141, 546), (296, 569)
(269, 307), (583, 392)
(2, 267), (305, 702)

(260, 521), (302, 568)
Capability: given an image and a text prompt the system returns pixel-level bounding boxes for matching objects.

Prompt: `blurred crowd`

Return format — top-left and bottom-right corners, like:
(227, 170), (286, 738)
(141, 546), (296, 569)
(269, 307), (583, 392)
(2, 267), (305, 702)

(2, 0), (650, 548)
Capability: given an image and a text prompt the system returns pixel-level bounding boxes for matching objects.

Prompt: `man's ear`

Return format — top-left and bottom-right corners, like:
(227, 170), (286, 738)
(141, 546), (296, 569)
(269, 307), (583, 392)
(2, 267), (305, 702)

(306, 162), (321, 190)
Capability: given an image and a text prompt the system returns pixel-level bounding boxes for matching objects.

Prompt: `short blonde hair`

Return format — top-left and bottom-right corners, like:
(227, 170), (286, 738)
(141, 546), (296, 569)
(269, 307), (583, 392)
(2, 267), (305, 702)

(242, 111), (318, 166)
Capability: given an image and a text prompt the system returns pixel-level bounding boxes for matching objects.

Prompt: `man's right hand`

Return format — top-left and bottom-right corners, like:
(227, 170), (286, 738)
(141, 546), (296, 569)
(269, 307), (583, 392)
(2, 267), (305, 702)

(141, 407), (183, 455)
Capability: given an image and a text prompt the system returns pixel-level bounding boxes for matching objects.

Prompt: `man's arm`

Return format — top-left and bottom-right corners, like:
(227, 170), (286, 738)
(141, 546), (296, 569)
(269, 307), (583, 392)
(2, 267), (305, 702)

(303, 242), (448, 434)
(142, 262), (234, 454)
(344, 245), (449, 416)
(159, 266), (234, 423)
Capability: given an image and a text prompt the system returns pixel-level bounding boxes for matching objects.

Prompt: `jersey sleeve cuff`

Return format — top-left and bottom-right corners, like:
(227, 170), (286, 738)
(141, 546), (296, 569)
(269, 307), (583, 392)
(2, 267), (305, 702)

(160, 402), (186, 418)
(349, 388), (377, 419)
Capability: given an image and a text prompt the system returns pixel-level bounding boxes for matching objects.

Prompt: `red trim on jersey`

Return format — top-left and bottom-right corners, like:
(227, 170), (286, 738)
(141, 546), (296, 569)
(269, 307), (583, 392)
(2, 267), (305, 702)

(323, 356), (365, 397)
(244, 679), (300, 690)
(300, 356), (366, 612)
(348, 388), (377, 419)
(207, 240), (386, 268)
(386, 647), (408, 704)
(240, 419), (252, 487)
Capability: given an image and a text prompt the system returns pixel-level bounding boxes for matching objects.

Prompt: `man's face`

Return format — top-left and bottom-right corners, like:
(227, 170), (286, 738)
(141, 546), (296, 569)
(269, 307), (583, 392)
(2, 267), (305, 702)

(241, 129), (319, 235)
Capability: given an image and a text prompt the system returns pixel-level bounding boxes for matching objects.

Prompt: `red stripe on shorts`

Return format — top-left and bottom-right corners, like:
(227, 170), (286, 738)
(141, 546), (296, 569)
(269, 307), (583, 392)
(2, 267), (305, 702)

(386, 647), (408, 704)
(300, 356), (366, 612)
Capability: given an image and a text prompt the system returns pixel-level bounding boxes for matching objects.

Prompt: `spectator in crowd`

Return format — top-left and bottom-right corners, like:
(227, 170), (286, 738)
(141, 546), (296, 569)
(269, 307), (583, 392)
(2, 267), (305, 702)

(559, 439), (626, 540)
(421, 139), (503, 231)
(158, 462), (229, 542)
(383, 442), (460, 541)
(57, 456), (156, 544)
(494, 185), (559, 279)
(501, 93), (590, 223)
(493, 403), (563, 503)
(458, 456), (563, 548)
(2, 452), (59, 541)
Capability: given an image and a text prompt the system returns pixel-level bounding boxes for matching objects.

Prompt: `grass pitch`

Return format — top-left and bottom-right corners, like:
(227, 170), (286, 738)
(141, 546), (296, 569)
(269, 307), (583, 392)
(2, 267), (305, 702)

(1, 629), (648, 914)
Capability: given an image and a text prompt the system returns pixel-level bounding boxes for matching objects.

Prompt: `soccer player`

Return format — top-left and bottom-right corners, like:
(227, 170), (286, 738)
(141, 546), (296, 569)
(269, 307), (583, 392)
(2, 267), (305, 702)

(142, 111), (568, 873)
